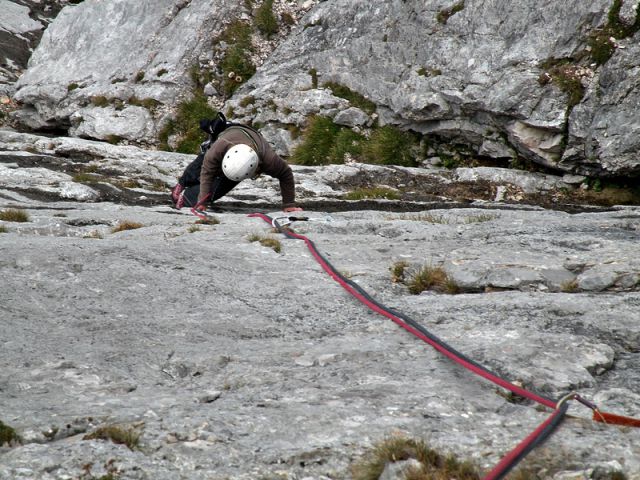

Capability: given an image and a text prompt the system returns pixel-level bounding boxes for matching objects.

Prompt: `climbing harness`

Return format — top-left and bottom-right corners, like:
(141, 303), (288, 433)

(249, 212), (639, 479)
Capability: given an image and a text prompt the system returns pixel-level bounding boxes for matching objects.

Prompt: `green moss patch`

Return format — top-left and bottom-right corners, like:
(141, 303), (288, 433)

(291, 117), (420, 167)
(324, 82), (377, 115)
(436, 1), (465, 24)
(344, 187), (400, 200)
(589, 0), (640, 65)
(538, 59), (586, 107)
(218, 20), (255, 96)
(159, 93), (217, 153)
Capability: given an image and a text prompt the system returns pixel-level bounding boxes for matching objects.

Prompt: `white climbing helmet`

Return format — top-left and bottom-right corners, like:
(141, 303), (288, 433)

(222, 144), (259, 181)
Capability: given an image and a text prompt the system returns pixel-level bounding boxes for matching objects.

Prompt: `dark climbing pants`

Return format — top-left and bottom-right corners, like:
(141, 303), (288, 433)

(178, 153), (239, 207)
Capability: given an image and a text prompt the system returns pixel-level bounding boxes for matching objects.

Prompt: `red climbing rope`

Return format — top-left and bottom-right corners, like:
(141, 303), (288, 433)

(250, 212), (555, 408)
(248, 212), (639, 479)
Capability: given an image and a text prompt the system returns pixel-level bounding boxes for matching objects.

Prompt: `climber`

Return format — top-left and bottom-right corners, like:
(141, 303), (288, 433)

(170, 118), (302, 213)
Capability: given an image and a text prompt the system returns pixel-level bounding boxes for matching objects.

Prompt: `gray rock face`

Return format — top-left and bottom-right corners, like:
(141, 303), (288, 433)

(8, 0), (640, 178)
(1, 132), (640, 479)
(0, 0), (43, 95)
(229, 0), (639, 176)
(12, 0), (240, 139)
(0, 0), (74, 97)
(564, 40), (640, 176)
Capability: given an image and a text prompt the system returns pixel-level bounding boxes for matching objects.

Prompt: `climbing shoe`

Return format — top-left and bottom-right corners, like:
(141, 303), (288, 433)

(170, 183), (184, 205)
(175, 190), (186, 210)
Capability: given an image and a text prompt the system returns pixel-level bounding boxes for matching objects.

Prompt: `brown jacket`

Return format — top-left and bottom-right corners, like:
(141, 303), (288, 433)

(198, 126), (296, 208)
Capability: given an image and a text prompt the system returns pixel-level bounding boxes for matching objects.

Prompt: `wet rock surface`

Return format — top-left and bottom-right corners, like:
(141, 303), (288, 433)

(1, 132), (639, 479)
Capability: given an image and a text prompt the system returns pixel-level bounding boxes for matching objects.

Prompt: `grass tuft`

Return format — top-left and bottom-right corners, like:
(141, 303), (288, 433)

(90, 96), (110, 108)
(0, 208), (30, 222)
(105, 135), (124, 145)
(0, 420), (21, 446)
(128, 96), (161, 111)
(239, 95), (256, 108)
(388, 213), (451, 224)
(344, 187), (400, 200)
(560, 279), (579, 293)
(83, 425), (141, 451)
(351, 436), (479, 480)
(407, 264), (460, 295)
(464, 214), (498, 224)
(248, 233), (282, 253)
(111, 221), (144, 233)
(195, 216), (220, 225)
(113, 179), (142, 189)
(390, 261), (409, 283)
(255, 0), (279, 37)
(290, 116), (343, 165)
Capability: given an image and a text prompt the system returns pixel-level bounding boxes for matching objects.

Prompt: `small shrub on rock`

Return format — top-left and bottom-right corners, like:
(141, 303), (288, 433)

(291, 118), (422, 167)
(290, 116), (342, 165)
(560, 279), (579, 293)
(90, 96), (110, 108)
(361, 126), (419, 167)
